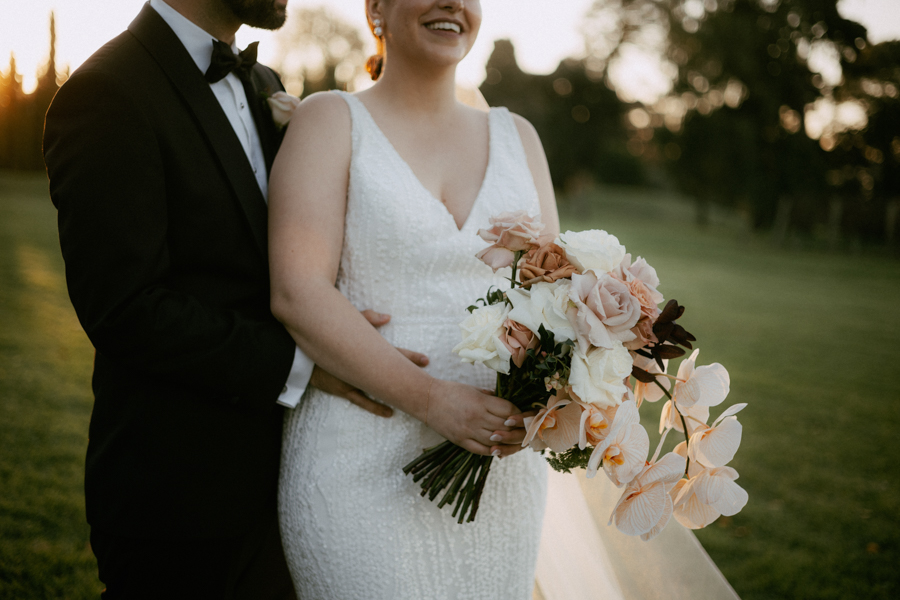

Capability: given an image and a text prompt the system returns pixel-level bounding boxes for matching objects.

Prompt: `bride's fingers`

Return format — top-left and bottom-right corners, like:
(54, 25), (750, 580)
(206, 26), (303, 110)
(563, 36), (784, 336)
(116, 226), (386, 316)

(491, 443), (526, 459)
(360, 308), (391, 327)
(501, 411), (536, 428)
(488, 428), (527, 446)
(343, 389), (394, 419)
(483, 396), (520, 421)
(459, 439), (493, 456)
(396, 347), (429, 367)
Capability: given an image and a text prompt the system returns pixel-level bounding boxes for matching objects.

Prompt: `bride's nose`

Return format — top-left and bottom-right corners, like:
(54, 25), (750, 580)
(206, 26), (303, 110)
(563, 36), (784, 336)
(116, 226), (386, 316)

(438, 0), (465, 12)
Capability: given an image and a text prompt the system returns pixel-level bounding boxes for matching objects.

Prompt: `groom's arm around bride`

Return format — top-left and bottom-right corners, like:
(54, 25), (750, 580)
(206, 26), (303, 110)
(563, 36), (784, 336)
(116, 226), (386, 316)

(42, 0), (417, 597)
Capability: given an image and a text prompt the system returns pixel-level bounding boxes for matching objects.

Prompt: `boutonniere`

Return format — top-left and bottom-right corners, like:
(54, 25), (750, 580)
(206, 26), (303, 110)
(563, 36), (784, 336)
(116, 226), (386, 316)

(263, 91), (301, 129)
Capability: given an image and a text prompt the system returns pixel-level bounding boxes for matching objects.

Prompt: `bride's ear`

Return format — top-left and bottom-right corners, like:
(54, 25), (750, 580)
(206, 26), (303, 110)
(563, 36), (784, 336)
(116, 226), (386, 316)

(366, 0), (384, 24)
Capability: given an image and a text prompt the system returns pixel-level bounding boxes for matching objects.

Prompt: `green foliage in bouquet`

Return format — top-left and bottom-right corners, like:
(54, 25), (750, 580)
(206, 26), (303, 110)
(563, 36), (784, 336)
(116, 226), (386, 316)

(545, 446), (593, 474)
(498, 324), (573, 412)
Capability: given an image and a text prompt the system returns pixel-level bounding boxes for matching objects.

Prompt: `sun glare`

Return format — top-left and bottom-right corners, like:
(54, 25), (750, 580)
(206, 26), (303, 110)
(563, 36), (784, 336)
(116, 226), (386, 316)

(1, 0), (898, 100)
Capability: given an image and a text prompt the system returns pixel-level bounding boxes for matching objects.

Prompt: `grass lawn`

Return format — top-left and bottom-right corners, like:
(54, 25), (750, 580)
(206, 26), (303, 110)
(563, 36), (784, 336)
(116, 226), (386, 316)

(561, 187), (900, 600)
(0, 172), (100, 599)
(1, 171), (897, 599)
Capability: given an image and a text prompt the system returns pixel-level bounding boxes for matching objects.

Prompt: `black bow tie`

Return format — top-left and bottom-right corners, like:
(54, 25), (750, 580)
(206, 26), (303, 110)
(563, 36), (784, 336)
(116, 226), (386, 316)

(205, 40), (258, 84)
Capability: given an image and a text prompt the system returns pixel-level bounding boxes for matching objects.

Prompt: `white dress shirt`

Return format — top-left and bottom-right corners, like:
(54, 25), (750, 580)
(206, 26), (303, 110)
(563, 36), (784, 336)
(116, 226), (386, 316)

(150, 0), (313, 408)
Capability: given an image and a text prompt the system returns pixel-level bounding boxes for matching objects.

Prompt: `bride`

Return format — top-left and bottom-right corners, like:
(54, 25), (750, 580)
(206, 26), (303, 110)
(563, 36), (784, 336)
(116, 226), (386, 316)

(268, 0), (557, 598)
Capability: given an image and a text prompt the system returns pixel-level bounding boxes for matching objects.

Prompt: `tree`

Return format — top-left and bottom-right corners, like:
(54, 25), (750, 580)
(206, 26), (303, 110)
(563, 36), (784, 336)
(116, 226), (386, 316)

(480, 40), (642, 194)
(584, 0), (877, 240)
(270, 8), (369, 98)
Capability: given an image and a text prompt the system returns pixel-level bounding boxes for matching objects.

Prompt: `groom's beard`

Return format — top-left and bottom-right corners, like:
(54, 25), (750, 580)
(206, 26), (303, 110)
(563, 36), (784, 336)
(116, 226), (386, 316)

(221, 0), (287, 30)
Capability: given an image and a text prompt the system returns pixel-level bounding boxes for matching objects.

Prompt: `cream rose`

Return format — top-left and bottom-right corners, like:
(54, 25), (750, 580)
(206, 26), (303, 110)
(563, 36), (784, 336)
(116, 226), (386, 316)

(267, 91), (301, 128)
(569, 341), (633, 408)
(569, 272), (642, 352)
(507, 281), (576, 343)
(452, 303), (513, 374)
(556, 230), (626, 275)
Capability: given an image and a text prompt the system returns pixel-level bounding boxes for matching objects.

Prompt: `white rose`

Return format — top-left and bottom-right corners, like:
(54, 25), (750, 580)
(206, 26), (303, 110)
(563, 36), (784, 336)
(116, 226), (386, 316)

(507, 281), (576, 343)
(569, 341), (633, 408)
(452, 303), (513, 374)
(556, 230), (627, 275)
(267, 91), (301, 128)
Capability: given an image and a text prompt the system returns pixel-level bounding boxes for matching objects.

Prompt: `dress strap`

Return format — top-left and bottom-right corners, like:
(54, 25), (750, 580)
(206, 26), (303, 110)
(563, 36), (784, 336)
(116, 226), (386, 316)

(481, 106), (541, 218)
(488, 107), (532, 181)
(332, 90), (364, 154)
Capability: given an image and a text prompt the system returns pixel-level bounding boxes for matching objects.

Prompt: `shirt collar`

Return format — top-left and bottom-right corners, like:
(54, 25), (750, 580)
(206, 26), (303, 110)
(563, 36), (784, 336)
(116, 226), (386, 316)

(148, 0), (238, 74)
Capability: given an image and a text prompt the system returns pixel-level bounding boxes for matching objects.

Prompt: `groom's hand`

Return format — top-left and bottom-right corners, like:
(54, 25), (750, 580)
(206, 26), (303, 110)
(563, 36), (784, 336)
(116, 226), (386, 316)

(309, 309), (429, 418)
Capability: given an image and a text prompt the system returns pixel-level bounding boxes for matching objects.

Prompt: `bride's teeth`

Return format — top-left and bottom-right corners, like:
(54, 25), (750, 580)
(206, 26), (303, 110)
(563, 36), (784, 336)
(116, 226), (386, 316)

(426, 22), (461, 34)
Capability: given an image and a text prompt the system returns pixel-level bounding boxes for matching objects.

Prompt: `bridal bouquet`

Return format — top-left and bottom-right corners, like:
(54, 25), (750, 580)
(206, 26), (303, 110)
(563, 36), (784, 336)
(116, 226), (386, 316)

(403, 212), (748, 535)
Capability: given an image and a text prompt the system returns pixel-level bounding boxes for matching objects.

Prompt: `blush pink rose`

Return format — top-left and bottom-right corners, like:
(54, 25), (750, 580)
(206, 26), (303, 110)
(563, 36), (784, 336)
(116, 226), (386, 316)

(475, 212), (545, 271)
(569, 272), (642, 351)
(499, 319), (540, 368)
(614, 254), (664, 306)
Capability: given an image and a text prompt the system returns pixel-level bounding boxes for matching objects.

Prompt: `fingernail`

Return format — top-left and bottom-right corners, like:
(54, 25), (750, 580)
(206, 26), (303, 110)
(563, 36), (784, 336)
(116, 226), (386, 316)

(491, 449), (501, 457)
(504, 419), (516, 427)
(490, 434), (502, 442)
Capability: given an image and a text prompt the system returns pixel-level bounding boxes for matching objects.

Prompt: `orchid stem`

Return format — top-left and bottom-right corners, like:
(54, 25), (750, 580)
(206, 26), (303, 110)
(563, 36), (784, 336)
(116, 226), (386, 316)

(652, 379), (674, 401)
(674, 405), (691, 476)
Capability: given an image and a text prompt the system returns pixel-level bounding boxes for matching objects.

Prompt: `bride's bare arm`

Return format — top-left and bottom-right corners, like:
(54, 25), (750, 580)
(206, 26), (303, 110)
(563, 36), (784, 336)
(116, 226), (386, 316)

(268, 93), (520, 457)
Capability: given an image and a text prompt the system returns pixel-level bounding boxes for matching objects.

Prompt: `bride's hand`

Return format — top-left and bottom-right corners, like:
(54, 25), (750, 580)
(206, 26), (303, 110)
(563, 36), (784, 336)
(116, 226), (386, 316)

(426, 380), (521, 457)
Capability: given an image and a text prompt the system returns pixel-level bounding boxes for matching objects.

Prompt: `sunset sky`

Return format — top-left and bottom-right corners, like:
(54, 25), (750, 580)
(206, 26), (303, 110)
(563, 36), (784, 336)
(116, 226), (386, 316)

(2, 0), (899, 100)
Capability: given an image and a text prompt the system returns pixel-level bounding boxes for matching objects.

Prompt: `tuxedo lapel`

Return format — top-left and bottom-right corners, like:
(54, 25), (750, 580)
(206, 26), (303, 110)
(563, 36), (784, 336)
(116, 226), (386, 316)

(127, 5), (269, 258)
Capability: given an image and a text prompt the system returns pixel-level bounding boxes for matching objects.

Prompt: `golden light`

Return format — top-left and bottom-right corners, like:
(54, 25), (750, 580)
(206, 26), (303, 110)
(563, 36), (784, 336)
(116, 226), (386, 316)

(1, 0), (898, 99)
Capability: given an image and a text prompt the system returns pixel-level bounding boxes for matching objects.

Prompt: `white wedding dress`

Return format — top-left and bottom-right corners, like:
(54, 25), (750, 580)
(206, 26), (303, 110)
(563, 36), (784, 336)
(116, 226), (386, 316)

(278, 91), (548, 600)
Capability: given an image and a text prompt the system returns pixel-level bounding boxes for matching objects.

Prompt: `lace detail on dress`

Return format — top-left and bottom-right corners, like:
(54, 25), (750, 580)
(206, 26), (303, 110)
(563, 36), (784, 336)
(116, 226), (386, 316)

(278, 90), (547, 600)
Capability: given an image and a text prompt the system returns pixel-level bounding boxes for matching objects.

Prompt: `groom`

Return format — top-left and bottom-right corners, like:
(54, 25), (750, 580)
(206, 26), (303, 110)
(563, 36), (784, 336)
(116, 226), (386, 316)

(43, 0), (421, 597)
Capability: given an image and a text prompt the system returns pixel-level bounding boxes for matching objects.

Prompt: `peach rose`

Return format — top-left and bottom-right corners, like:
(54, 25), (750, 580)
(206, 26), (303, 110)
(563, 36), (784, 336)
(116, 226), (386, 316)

(499, 319), (539, 368)
(475, 211), (544, 271)
(614, 254), (663, 301)
(625, 316), (658, 351)
(569, 272), (642, 352)
(518, 242), (578, 285)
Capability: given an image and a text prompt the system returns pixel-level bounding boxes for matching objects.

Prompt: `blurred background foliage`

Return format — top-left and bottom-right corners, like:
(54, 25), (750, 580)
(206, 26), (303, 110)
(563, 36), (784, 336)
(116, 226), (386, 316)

(3, 1), (898, 251)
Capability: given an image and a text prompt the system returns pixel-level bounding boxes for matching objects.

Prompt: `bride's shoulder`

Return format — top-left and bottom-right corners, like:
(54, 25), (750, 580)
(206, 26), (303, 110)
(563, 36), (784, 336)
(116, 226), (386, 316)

(286, 91), (352, 138)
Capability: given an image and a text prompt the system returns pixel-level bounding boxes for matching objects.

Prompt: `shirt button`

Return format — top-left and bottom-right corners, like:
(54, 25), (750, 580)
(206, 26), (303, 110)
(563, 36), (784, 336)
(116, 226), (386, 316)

(253, 167), (258, 173)
(240, 103), (245, 109)
(282, 386), (288, 394)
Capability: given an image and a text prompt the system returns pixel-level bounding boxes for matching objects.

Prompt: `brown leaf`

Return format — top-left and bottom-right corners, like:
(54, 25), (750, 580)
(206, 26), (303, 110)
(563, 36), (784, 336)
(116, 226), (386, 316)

(657, 299), (680, 324)
(653, 321), (674, 344)
(653, 344), (686, 360)
(631, 365), (659, 383)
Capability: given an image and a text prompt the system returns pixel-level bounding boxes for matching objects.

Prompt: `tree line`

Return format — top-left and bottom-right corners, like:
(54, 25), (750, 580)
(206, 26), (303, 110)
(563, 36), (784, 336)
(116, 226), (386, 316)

(2, 3), (897, 247)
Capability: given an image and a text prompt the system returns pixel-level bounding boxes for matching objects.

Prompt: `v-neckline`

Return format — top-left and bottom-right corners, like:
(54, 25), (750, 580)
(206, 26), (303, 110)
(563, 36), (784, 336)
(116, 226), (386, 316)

(348, 94), (494, 233)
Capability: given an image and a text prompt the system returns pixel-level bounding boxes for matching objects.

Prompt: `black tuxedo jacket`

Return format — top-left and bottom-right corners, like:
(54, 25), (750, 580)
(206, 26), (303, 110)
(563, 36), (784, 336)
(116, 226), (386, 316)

(43, 4), (297, 540)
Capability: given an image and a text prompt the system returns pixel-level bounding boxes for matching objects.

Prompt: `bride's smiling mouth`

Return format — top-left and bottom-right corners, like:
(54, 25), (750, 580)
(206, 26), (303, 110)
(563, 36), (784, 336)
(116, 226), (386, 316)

(424, 19), (464, 36)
